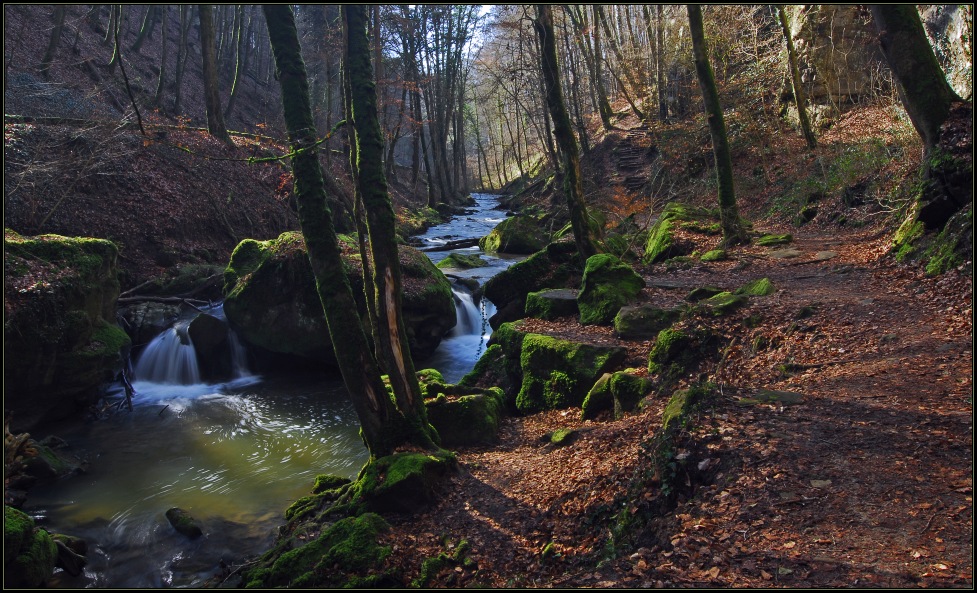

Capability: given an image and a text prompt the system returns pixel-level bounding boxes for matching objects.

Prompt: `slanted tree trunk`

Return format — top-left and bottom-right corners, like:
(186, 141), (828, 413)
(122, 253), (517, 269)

(173, 5), (191, 115)
(535, 5), (600, 259)
(130, 5), (158, 54)
(343, 5), (436, 442)
(870, 5), (960, 151)
(263, 5), (436, 458)
(224, 5), (252, 119)
(198, 5), (234, 146)
(777, 6), (816, 149)
(687, 5), (748, 247)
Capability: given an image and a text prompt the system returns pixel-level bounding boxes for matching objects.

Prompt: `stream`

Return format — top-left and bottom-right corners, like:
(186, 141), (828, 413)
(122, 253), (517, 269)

(24, 192), (518, 588)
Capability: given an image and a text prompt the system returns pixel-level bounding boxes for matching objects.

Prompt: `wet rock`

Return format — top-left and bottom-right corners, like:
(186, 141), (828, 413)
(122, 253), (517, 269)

(165, 507), (203, 539)
(119, 302), (182, 346)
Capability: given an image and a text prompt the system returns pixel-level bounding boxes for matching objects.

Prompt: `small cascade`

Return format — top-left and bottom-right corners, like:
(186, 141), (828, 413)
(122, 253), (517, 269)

(451, 286), (483, 337)
(132, 307), (252, 386)
(133, 321), (201, 384)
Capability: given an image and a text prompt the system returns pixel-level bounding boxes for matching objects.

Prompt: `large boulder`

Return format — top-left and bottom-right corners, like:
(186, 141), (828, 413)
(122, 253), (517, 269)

(4, 506), (58, 588)
(4, 231), (130, 431)
(483, 241), (583, 329)
(479, 215), (547, 254)
(222, 232), (455, 366)
(493, 327), (627, 415)
(577, 254), (645, 325)
(643, 203), (719, 264)
(581, 371), (655, 420)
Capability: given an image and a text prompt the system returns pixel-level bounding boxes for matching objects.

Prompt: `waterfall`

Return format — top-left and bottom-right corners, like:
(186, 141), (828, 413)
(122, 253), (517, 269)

(451, 286), (483, 337)
(133, 321), (201, 384)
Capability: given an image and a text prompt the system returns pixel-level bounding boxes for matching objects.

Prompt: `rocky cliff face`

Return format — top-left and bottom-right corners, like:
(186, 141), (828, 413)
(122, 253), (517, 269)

(921, 5), (973, 100)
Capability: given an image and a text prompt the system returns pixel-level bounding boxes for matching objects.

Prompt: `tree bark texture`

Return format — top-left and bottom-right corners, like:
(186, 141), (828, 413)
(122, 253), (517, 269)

(777, 6), (816, 149)
(198, 4), (234, 146)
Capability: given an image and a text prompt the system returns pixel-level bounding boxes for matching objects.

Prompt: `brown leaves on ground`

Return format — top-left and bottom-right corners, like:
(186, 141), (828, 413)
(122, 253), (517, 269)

(377, 219), (972, 588)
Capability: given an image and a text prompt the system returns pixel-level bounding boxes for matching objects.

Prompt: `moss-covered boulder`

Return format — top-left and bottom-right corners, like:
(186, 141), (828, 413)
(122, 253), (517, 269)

(483, 241), (583, 329)
(614, 305), (684, 340)
(243, 513), (392, 588)
(424, 387), (505, 447)
(4, 230), (130, 431)
(700, 249), (727, 262)
(352, 451), (458, 515)
(436, 253), (488, 270)
(696, 292), (749, 316)
(165, 507), (203, 539)
(223, 232), (455, 366)
(458, 344), (511, 394)
(643, 203), (718, 264)
(577, 254), (645, 325)
(685, 286), (725, 302)
(581, 372), (655, 420)
(525, 288), (579, 320)
(735, 277), (776, 296)
(479, 215), (547, 254)
(515, 333), (627, 414)
(756, 233), (793, 247)
(648, 328), (719, 385)
(4, 506), (58, 588)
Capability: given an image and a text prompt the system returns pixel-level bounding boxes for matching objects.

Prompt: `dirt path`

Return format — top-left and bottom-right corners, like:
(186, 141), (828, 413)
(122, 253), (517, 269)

(380, 223), (972, 587)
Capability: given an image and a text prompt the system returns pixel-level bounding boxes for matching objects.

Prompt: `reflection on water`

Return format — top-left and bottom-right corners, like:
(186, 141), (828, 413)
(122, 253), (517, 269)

(26, 374), (369, 588)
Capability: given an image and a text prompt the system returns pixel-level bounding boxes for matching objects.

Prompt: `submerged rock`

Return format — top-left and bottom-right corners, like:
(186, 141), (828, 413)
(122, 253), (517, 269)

(165, 507), (203, 539)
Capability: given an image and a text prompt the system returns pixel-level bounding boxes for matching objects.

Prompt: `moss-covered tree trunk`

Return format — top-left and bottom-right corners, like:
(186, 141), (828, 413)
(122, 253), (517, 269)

(342, 6), (436, 441)
(777, 6), (816, 149)
(535, 5), (600, 260)
(263, 5), (435, 458)
(687, 5), (749, 248)
(870, 5), (960, 151)
(198, 4), (234, 146)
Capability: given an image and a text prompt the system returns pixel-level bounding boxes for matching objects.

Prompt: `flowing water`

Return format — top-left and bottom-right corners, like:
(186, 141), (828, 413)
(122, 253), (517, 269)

(24, 193), (518, 588)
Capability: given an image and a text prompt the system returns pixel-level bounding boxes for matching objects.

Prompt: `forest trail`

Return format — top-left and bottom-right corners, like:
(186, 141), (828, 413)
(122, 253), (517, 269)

(380, 222), (973, 588)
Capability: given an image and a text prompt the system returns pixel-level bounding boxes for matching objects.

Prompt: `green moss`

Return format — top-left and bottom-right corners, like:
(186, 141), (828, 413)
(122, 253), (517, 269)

(411, 538), (473, 588)
(700, 249), (727, 262)
(436, 253), (488, 269)
(458, 344), (507, 389)
(924, 204), (972, 275)
(613, 305), (683, 340)
(735, 277), (775, 296)
(248, 513), (391, 588)
(516, 333), (626, 414)
(697, 291), (748, 316)
(312, 474), (351, 494)
(347, 451), (458, 515)
(643, 203), (718, 264)
(582, 372), (654, 420)
(525, 288), (579, 320)
(648, 328), (691, 376)
(642, 216), (676, 264)
(4, 507), (57, 588)
(577, 254), (645, 325)
(549, 428), (576, 446)
(425, 390), (504, 446)
(482, 242), (581, 312)
(685, 286), (725, 302)
(756, 233), (793, 246)
(479, 215), (547, 254)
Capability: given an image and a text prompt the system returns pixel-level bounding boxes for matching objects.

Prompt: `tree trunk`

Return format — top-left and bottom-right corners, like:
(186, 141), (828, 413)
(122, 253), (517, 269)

(199, 5), (234, 146)
(595, 4), (646, 121)
(173, 5), (191, 115)
(656, 6), (668, 121)
(687, 5), (748, 247)
(39, 5), (66, 79)
(224, 5), (252, 119)
(535, 5), (600, 259)
(342, 5), (437, 447)
(263, 5), (429, 459)
(130, 5), (158, 54)
(870, 5), (959, 151)
(153, 5), (168, 109)
(777, 6), (816, 149)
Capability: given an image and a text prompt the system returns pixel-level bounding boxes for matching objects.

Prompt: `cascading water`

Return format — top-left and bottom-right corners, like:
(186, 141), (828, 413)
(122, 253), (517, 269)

(133, 321), (202, 384)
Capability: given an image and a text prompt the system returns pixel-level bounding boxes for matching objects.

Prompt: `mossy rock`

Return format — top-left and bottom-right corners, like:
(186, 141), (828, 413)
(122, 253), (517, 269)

(312, 474), (351, 494)
(643, 202), (717, 264)
(756, 233), (793, 247)
(436, 253), (488, 270)
(4, 506), (57, 588)
(581, 372), (655, 420)
(525, 288), (579, 320)
(4, 230), (129, 431)
(516, 333), (627, 414)
(483, 242), (582, 327)
(648, 328), (720, 386)
(223, 231), (455, 366)
(352, 451), (458, 515)
(697, 292), (749, 316)
(577, 254), (645, 325)
(685, 286), (725, 302)
(734, 278), (776, 296)
(425, 388), (505, 447)
(613, 305), (684, 340)
(924, 203), (972, 275)
(244, 513), (392, 588)
(458, 344), (511, 395)
(165, 507), (203, 539)
(700, 249), (727, 262)
(547, 428), (577, 447)
(479, 215), (547, 254)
